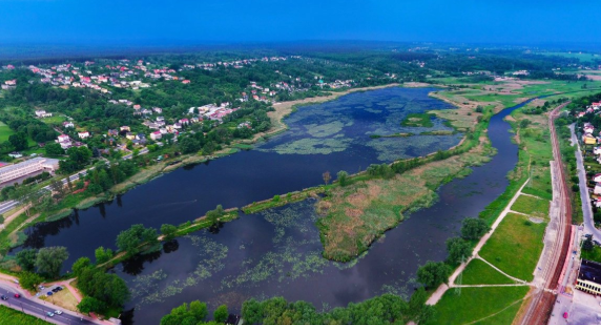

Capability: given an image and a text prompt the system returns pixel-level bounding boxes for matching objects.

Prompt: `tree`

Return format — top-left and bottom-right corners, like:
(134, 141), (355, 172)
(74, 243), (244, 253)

(206, 205), (224, 226)
(0, 214), (4, 224)
(9, 132), (28, 151)
(242, 298), (263, 325)
(584, 236), (594, 251)
(189, 301), (208, 321)
(59, 146), (92, 173)
(337, 170), (349, 187)
(35, 246), (69, 278)
(407, 287), (435, 324)
(416, 261), (451, 289)
(460, 218), (489, 240)
(180, 137), (201, 154)
(520, 119), (532, 128)
(49, 178), (66, 200)
(116, 224), (158, 255)
(77, 268), (130, 309)
(214, 305), (228, 323)
(78, 296), (106, 315)
(446, 237), (472, 265)
(72, 257), (92, 277)
(16, 248), (37, 272)
(44, 143), (64, 156)
(18, 271), (44, 291)
(160, 224), (178, 240)
(322, 171), (331, 185)
(160, 300), (208, 325)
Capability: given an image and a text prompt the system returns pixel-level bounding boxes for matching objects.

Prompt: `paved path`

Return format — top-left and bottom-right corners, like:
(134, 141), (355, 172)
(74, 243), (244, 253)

(569, 123), (601, 240)
(426, 178), (531, 305)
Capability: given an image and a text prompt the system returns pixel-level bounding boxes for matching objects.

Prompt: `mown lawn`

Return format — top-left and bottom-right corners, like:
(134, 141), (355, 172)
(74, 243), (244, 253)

(0, 305), (52, 324)
(582, 246), (601, 264)
(0, 122), (15, 143)
(460, 258), (515, 285)
(510, 195), (550, 218)
(479, 213), (546, 281)
(426, 286), (529, 325)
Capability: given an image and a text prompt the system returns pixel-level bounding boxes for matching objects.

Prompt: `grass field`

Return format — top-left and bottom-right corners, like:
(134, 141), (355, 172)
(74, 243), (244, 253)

(510, 195), (550, 218)
(582, 246), (601, 264)
(40, 115), (66, 125)
(460, 258), (516, 285)
(317, 137), (494, 261)
(540, 51), (601, 63)
(0, 122), (15, 143)
(0, 305), (52, 325)
(479, 213), (546, 281)
(426, 286), (529, 325)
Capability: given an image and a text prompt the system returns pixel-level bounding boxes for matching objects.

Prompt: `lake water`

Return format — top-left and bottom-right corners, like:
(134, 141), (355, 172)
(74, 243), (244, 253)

(18, 87), (526, 324)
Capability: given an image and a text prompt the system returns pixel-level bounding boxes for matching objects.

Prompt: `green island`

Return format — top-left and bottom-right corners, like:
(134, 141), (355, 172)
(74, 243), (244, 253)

(400, 112), (435, 127)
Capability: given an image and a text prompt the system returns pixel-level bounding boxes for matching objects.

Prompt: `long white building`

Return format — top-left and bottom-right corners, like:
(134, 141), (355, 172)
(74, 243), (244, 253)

(0, 157), (59, 185)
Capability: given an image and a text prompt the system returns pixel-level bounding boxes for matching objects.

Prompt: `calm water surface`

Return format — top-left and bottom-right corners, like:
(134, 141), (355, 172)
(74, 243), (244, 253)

(18, 88), (527, 324)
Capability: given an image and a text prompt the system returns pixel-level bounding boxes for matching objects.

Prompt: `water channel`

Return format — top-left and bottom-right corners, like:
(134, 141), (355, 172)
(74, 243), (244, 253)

(18, 87), (528, 324)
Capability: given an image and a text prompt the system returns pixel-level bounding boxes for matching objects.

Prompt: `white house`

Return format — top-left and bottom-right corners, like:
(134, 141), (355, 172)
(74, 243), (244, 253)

(150, 131), (162, 141)
(594, 183), (601, 195)
(8, 152), (22, 159)
(596, 197), (601, 209)
(78, 131), (90, 139)
(63, 121), (75, 128)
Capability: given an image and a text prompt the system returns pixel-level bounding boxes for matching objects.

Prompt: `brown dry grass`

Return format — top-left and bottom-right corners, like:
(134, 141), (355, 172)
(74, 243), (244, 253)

(40, 289), (79, 312)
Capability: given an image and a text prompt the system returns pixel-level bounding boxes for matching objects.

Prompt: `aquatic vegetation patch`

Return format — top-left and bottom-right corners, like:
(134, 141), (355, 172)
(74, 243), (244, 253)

(401, 113), (435, 127)
(128, 235), (229, 309)
(264, 137), (352, 155)
(305, 121), (346, 138)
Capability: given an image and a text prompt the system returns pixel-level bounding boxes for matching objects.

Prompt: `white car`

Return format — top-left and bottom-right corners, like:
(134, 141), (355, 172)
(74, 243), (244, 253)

(54, 310), (62, 315)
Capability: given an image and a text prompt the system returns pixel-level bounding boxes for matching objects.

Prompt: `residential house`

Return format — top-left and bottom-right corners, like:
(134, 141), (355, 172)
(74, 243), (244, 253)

(78, 131), (90, 139)
(108, 129), (119, 137)
(596, 197), (601, 209)
(8, 152), (22, 159)
(594, 174), (601, 183)
(63, 121), (75, 128)
(125, 132), (136, 140)
(179, 118), (189, 125)
(35, 110), (52, 118)
(595, 183), (601, 195)
(150, 131), (162, 140)
(120, 126), (131, 132)
(583, 134), (597, 145)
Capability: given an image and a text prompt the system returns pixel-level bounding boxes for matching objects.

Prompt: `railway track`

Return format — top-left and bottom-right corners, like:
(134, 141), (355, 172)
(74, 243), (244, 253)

(517, 102), (572, 325)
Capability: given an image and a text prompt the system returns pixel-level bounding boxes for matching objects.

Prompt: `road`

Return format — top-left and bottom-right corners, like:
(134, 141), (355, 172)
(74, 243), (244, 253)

(0, 284), (95, 325)
(569, 123), (601, 240)
(0, 146), (149, 215)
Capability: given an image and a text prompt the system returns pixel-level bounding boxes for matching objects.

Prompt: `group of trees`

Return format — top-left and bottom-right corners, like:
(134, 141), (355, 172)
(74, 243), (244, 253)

(416, 218), (489, 289)
(116, 224), (159, 256)
(160, 301), (229, 325)
(59, 146), (92, 173)
(240, 289), (433, 325)
(81, 159), (138, 194)
(366, 163), (395, 179)
(16, 246), (69, 279)
(72, 257), (130, 315)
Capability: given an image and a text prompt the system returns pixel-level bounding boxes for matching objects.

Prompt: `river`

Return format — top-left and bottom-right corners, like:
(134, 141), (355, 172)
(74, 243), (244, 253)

(18, 87), (527, 324)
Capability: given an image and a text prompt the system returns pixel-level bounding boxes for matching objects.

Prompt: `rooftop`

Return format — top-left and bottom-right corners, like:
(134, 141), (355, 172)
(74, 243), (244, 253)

(579, 259), (601, 285)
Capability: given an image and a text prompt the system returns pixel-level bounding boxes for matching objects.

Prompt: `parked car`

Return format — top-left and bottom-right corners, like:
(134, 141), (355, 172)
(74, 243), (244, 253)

(46, 311), (54, 317)
(51, 288), (60, 293)
(55, 310), (62, 315)
(46, 292), (53, 296)
(564, 312), (569, 319)
(13, 294), (20, 298)
(57, 286), (63, 291)
(0, 295), (7, 300)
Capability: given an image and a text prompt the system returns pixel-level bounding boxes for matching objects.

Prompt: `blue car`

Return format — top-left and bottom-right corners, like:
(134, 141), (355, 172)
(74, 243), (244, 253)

(46, 291), (53, 296)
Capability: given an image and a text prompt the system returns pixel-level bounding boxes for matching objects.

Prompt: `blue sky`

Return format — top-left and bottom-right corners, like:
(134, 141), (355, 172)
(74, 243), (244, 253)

(0, 0), (598, 45)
